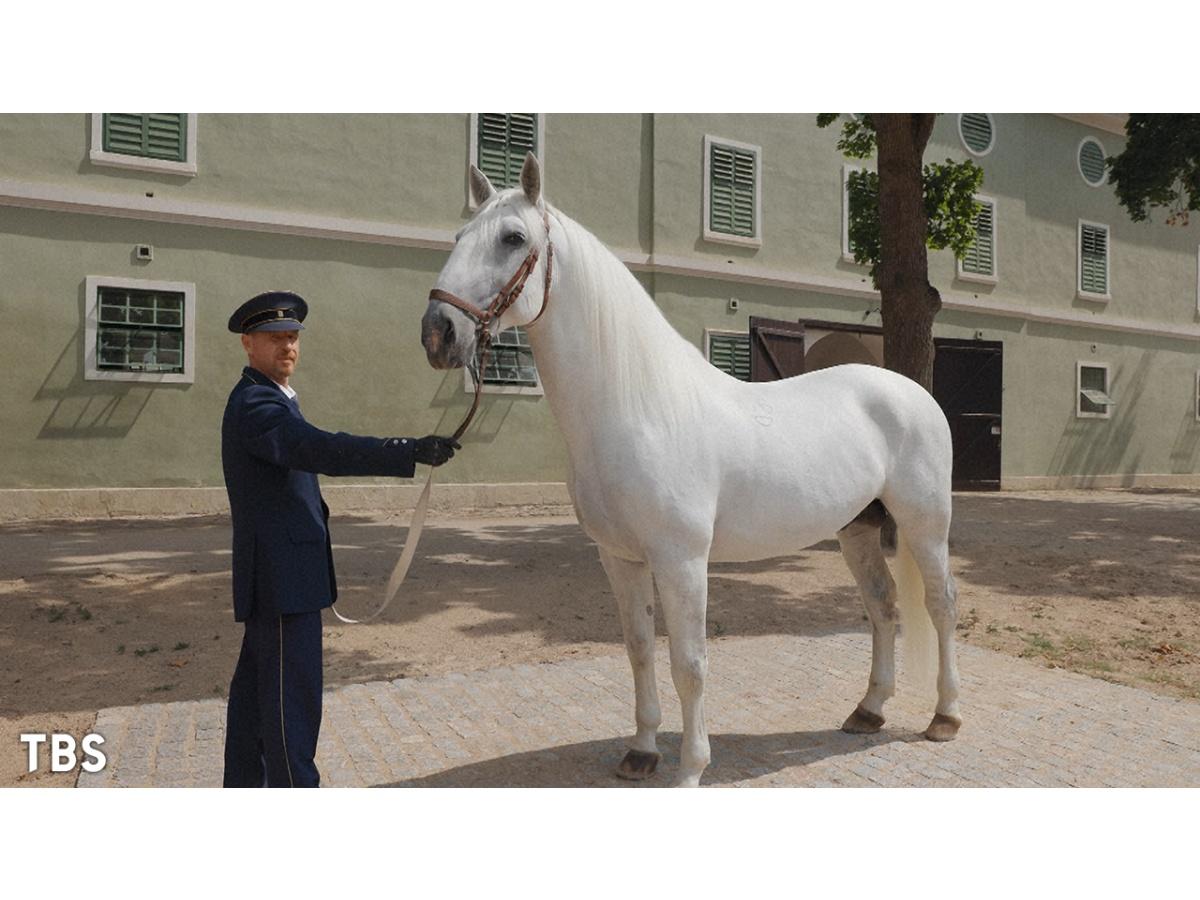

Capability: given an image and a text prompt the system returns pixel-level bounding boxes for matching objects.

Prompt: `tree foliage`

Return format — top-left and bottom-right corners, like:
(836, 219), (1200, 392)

(1107, 114), (1200, 226)
(817, 114), (984, 285)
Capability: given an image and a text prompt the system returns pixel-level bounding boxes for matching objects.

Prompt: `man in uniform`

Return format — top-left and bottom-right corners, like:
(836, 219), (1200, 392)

(221, 290), (459, 787)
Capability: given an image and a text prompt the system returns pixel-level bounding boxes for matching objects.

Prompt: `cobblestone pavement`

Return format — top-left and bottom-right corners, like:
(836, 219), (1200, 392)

(78, 633), (1200, 788)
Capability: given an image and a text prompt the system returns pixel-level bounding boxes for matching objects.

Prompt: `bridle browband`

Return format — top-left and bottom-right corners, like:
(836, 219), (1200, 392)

(428, 206), (555, 441)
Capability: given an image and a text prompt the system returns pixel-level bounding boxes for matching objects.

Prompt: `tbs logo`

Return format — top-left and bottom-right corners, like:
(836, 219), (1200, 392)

(20, 733), (107, 773)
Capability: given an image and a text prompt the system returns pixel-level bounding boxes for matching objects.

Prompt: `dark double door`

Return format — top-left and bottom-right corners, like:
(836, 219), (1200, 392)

(747, 317), (1002, 490)
(931, 338), (1003, 491)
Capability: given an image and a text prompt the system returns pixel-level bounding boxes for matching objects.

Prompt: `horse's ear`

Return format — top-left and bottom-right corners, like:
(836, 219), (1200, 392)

(520, 151), (542, 206)
(469, 164), (497, 207)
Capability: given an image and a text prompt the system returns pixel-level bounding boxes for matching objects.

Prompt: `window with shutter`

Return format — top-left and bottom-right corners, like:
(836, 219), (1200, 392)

(703, 136), (762, 247)
(960, 198), (997, 280)
(90, 114), (197, 175)
(1077, 362), (1114, 419)
(103, 114), (187, 162)
(1079, 221), (1110, 298)
(475, 114), (538, 190)
(707, 332), (751, 381)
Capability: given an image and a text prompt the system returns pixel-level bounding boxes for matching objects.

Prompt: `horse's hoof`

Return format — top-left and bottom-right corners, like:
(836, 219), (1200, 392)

(616, 749), (661, 781)
(841, 705), (885, 734)
(924, 713), (962, 742)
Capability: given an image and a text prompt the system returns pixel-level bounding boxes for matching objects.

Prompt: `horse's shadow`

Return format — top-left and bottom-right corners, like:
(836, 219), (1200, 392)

(380, 727), (923, 788)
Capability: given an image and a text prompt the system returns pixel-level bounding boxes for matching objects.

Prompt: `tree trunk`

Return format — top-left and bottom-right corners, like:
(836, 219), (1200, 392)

(872, 114), (940, 392)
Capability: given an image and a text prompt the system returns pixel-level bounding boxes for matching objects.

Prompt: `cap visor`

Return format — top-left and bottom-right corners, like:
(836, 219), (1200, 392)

(248, 319), (305, 333)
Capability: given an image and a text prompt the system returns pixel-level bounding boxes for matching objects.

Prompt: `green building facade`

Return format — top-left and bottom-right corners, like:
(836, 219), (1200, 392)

(1, 113), (1197, 519)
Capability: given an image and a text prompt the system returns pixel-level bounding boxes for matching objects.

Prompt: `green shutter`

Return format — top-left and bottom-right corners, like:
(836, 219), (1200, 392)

(708, 333), (751, 381)
(709, 143), (756, 238)
(477, 114), (538, 189)
(1079, 139), (1107, 185)
(103, 114), (187, 161)
(962, 200), (995, 276)
(960, 114), (993, 154)
(1080, 224), (1109, 295)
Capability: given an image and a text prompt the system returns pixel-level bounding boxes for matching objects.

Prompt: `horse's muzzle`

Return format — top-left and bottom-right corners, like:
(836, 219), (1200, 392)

(421, 305), (467, 369)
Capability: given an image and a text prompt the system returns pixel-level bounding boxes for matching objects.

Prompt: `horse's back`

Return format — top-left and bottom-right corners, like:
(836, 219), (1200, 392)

(704, 363), (951, 561)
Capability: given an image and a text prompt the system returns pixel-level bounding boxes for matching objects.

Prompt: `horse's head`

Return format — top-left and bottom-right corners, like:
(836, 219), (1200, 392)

(422, 152), (552, 370)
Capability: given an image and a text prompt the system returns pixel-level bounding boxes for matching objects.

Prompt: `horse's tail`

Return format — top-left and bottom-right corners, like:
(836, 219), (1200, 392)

(894, 530), (937, 698)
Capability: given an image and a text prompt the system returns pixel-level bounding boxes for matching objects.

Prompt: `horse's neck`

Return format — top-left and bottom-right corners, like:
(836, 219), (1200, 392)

(526, 216), (703, 444)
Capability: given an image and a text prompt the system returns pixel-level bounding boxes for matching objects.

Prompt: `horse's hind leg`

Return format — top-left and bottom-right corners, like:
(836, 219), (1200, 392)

(903, 532), (963, 741)
(652, 555), (711, 787)
(598, 549), (662, 780)
(837, 503), (898, 733)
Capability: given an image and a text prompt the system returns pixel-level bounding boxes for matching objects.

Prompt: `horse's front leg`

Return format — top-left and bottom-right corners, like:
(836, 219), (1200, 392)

(653, 555), (711, 787)
(598, 548), (662, 780)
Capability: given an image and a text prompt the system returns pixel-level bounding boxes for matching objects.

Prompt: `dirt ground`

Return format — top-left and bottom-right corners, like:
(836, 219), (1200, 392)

(2, 488), (1198, 786)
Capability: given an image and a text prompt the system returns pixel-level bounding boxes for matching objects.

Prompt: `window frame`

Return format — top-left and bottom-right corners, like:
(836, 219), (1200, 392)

(1077, 218), (1112, 302)
(1076, 361), (1113, 420)
(1077, 136), (1108, 188)
(84, 275), (196, 384)
(702, 134), (763, 249)
(462, 325), (544, 397)
(704, 328), (751, 381)
(467, 114), (546, 210)
(1195, 370), (1200, 423)
(958, 113), (996, 157)
(89, 114), (198, 176)
(956, 194), (999, 284)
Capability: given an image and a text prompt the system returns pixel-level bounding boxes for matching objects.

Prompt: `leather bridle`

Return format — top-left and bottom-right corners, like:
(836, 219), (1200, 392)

(428, 207), (554, 441)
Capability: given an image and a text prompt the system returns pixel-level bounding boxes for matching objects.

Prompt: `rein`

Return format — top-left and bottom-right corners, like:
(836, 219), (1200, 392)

(333, 207), (554, 626)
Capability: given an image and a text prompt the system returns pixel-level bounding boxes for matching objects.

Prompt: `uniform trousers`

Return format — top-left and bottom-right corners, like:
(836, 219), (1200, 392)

(223, 609), (323, 787)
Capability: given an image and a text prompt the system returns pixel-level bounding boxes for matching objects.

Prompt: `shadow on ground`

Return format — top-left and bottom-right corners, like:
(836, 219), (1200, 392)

(2, 489), (1198, 715)
(383, 727), (924, 788)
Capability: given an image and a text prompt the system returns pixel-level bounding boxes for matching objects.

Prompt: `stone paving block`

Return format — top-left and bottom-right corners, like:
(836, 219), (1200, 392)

(74, 633), (1200, 788)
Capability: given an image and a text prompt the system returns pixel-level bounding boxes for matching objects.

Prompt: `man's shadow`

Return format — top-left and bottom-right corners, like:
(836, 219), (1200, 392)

(380, 727), (924, 788)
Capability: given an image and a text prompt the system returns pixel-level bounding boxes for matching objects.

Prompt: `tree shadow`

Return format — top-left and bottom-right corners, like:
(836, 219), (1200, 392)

(947, 490), (1200, 602)
(0, 514), (866, 716)
(4, 488), (1199, 716)
(382, 727), (920, 788)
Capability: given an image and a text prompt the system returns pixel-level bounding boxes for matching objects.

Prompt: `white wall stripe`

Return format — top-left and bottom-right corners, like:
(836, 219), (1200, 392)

(2, 178), (1197, 344)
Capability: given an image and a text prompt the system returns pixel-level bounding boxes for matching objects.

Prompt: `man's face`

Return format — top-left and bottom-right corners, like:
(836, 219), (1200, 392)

(242, 330), (300, 384)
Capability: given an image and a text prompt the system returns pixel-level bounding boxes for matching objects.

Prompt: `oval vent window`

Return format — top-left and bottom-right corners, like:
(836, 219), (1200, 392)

(1079, 138), (1107, 186)
(959, 113), (994, 155)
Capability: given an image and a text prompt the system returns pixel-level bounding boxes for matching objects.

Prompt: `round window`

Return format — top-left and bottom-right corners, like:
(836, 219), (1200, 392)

(959, 114), (994, 155)
(1078, 138), (1107, 186)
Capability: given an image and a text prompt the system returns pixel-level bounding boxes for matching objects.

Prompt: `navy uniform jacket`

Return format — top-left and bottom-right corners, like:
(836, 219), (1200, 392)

(221, 366), (416, 622)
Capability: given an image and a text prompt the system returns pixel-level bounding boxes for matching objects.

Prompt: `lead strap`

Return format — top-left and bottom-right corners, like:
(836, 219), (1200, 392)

(331, 467), (434, 625)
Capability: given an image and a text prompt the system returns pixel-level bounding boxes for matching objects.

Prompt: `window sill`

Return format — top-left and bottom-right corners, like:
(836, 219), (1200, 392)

(956, 271), (998, 286)
(1076, 290), (1111, 303)
(84, 368), (193, 385)
(703, 230), (762, 250)
(463, 370), (544, 397)
(89, 149), (197, 177)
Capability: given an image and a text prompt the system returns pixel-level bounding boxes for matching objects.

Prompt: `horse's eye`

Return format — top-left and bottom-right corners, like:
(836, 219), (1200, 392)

(502, 232), (526, 247)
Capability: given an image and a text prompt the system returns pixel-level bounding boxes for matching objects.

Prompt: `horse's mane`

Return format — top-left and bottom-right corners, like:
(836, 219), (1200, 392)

(547, 204), (711, 430)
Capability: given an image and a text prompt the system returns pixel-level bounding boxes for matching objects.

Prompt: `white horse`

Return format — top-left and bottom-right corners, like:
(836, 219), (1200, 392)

(421, 153), (962, 787)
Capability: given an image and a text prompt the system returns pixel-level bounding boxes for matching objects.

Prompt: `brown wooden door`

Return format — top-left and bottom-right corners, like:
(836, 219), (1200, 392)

(749, 317), (806, 381)
(932, 339), (1003, 491)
